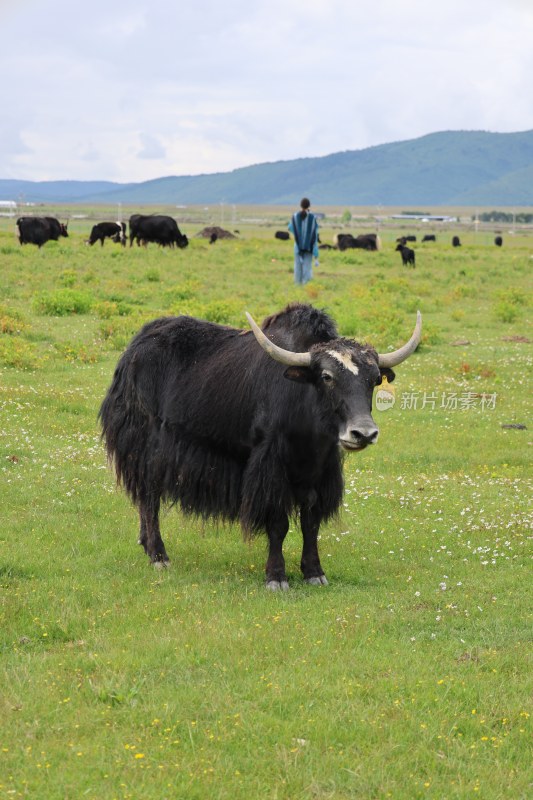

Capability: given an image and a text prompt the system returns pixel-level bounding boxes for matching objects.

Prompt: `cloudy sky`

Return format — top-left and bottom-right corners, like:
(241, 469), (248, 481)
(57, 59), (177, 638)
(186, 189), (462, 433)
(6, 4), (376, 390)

(1, 0), (532, 183)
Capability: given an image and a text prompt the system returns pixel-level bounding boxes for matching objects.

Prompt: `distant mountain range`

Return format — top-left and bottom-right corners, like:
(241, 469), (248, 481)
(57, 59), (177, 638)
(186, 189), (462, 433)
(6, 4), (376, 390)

(2, 130), (533, 206)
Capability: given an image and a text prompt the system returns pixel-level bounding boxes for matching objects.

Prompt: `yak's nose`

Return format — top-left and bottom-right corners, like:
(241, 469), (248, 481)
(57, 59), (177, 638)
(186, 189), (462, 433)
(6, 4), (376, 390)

(351, 425), (379, 446)
(340, 420), (379, 451)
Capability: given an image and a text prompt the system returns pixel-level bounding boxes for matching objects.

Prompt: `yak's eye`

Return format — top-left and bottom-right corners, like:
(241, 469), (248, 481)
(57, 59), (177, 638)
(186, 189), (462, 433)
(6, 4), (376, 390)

(321, 371), (334, 384)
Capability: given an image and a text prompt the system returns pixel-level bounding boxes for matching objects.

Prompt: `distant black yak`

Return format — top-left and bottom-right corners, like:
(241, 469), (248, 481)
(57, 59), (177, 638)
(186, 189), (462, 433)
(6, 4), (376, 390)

(17, 216), (68, 247)
(129, 214), (188, 248)
(87, 221), (126, 247)
(100, 303), (421, 589)
(335, 233), (380, 251)
(395, 243), (416, 267)
(396, 235), (417, 245)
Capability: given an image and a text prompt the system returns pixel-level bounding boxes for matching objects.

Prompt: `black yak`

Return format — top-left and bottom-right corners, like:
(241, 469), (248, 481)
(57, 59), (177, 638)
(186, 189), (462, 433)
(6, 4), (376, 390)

(17, 216), (68, 247)
(396, 243), (416, 267)
(99, 303), (421, 589)
(129, 214), (188, 248)
(87, 221), (126, 247)
(335, 233), (380, 251)
(396, 236), (417, 245)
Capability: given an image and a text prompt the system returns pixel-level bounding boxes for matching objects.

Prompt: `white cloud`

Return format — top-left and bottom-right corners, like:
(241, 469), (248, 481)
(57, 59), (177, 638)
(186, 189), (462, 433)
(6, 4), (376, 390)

(138, 134), (167, 160)
(0, 0), (532, 182)
(99, 11), (147, 39)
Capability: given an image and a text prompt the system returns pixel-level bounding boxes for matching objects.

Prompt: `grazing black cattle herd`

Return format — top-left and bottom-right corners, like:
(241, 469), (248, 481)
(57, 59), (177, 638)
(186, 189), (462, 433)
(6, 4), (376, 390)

(272, 227), (504, 269)
(14, 214), (505, 264)
(15, 214), (189, 249)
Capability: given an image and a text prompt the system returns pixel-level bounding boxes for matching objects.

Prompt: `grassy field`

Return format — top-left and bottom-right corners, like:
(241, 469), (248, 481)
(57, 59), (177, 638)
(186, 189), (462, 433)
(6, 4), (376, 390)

(1, 209), (531, 799)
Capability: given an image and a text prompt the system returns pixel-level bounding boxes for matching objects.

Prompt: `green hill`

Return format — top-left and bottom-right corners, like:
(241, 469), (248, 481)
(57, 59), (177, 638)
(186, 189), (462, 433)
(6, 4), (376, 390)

(1, 130), (532, 205)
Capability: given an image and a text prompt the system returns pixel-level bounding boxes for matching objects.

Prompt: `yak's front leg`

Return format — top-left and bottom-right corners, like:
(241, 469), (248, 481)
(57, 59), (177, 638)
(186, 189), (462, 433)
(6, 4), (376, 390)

(138, 495), (169, 567)
(265, 515), (290, 591)
(300, 506), (328, 586)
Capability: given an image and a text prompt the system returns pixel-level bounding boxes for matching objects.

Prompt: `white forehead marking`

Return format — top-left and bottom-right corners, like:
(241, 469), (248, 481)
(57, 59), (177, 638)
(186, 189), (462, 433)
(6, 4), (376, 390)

(326, 350), (359, 375)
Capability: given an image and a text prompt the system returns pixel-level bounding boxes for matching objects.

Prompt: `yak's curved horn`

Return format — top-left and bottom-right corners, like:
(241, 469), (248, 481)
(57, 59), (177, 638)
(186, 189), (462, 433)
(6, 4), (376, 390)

(377, 310), (422, 368)
(245, 312), (311, 367)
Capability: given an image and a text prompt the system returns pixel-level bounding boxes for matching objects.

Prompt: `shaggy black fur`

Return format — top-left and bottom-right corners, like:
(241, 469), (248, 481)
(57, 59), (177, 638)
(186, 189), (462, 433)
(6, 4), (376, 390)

(99, 302), (389, 586)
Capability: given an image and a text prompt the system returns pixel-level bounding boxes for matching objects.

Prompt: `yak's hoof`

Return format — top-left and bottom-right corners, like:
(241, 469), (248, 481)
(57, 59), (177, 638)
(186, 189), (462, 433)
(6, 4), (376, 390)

(152, 560), (169, 570)
(266, 580), (290, 591)
(305, 575), (329, 586)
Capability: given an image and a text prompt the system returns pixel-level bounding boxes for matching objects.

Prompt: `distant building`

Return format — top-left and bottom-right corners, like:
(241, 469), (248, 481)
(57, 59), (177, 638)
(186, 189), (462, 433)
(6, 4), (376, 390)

(390, 213), (457, 222)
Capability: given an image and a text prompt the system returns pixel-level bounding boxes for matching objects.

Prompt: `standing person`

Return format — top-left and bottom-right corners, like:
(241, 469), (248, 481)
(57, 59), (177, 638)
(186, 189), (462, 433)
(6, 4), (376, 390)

(288, 197), (319, 285)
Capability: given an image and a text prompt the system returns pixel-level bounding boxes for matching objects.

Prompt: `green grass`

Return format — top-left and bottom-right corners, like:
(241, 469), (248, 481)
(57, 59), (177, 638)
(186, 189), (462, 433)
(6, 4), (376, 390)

(0, 213), (531, 799)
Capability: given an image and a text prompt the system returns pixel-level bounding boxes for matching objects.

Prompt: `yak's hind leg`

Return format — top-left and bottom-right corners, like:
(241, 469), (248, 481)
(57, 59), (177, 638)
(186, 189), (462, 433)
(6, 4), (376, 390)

(265, 515), (290, 591)
(138, 495), (169, 567)
(300, 505), (328, 586)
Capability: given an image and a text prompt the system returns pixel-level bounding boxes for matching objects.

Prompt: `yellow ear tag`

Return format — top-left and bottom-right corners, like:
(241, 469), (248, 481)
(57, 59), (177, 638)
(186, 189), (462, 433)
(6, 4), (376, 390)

(375, 375), (396, 411)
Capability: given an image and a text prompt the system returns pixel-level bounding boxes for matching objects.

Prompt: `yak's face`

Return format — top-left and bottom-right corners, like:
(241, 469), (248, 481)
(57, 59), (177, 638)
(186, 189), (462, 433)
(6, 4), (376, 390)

(246, 308), (420, 452)
(284, 341), (395, 452)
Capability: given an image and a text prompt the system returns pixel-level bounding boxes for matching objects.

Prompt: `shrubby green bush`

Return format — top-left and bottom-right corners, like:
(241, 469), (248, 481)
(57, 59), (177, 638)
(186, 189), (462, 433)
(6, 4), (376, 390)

(200, 299), (243, 325)
(58, 269), (78, 287)
(0, 306), (27, 335)
(54, 341), (100, 363)
(0, 336), (40, 368)
(163, 280), (202, 304)
(33, 289), (93, 316)
(94, 300), (133, 318)
(493, 287), (529, 322)
(144, 268), (160, 282)
(98, 313), (151, 350)
(494, 301), (520, 323)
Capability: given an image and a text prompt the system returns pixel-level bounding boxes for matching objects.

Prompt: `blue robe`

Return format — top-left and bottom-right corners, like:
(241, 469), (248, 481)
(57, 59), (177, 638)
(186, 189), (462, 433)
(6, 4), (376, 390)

(289, 211), (318, 256)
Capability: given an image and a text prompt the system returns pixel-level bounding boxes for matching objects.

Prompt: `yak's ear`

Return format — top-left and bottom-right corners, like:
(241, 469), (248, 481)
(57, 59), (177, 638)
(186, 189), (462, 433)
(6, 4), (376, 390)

(284, 366), (312, 383)
(379, 367), (396, 384)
